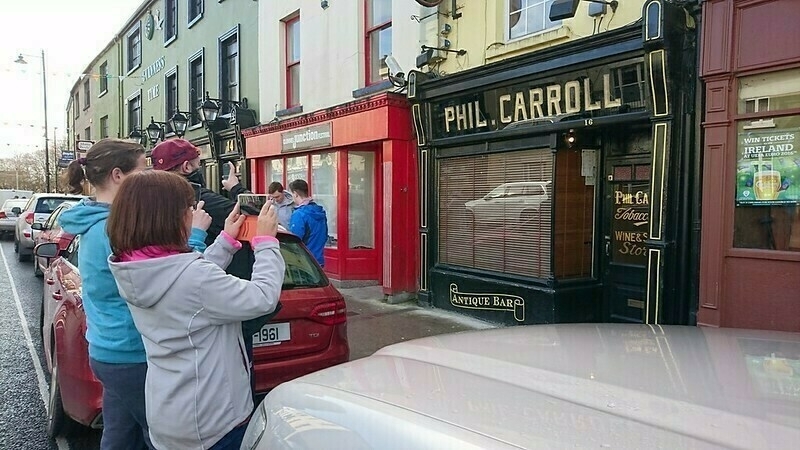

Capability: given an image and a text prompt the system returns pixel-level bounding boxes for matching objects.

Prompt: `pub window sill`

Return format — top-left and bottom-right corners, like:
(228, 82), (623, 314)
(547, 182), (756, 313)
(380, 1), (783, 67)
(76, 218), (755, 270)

(353, 80), (392, 98)
(164, 35), (177, 48)
(487, 26), (573, 62)
(98, 90), (108, 99)
(126, 63), (141, 77)
(188, 123), (203, 132)
(276, 105), (303, 117)
(727, 247), (800, 262)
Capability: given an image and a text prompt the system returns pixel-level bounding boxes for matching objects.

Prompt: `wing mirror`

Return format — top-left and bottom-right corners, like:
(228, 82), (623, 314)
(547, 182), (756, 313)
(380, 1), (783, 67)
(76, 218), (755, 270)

(11, 207), (21, 215)
(34, 243), (60, 259)
(31, 223), (44, 231)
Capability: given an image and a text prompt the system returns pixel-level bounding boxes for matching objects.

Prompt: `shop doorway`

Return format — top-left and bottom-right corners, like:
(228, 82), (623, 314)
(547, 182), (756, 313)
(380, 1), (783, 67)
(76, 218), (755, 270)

(602, 156), (651, 323)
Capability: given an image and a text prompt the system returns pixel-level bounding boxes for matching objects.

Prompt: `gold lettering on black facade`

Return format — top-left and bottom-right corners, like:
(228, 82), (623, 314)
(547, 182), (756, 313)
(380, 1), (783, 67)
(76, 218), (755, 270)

(612, 184), (651, 264)
(449, 283), (525, 322)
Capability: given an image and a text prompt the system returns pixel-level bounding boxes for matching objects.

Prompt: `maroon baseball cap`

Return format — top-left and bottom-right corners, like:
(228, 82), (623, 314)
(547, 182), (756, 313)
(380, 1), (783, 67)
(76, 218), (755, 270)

(151, 139), (201, 171)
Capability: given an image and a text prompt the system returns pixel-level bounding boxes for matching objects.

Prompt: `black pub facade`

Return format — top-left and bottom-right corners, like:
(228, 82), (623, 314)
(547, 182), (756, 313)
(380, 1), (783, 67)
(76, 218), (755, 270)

(411, 0), (701, 326)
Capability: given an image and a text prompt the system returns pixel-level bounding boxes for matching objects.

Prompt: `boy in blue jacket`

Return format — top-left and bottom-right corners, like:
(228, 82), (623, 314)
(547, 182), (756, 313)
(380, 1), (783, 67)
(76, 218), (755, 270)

(288, 179), (328, 267)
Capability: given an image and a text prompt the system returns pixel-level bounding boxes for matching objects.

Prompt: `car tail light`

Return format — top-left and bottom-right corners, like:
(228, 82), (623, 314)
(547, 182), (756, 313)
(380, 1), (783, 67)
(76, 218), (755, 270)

(0, 212), (5, 219)
(24, 212), (34, 225)
(309, 299), (347, 326)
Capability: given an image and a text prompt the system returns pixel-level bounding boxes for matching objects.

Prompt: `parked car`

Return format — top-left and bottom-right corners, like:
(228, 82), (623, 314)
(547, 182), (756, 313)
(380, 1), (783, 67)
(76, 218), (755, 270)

(32, 200), (79, 277)
(464, 181), (551, 222)
(242, 324), (800, 450)
(14, 193), (84, 262)
(0, 198), (29, 238)
(35, 229), (349, 437)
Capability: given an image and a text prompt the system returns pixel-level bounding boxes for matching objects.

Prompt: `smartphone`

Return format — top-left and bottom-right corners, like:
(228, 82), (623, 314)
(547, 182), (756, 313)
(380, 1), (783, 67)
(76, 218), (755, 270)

(189, 182), (202, 204)
(238, 194), (269, 215)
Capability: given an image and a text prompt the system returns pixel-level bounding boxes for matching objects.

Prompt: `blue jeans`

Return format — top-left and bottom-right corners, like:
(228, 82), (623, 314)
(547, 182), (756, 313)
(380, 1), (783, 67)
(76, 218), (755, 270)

(209, 423), (248, 450)
(89, 359), (154, 450)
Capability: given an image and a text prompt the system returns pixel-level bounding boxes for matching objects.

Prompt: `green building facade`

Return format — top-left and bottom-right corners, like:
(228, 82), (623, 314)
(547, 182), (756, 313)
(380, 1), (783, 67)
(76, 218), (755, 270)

(68, 0), (259, 192)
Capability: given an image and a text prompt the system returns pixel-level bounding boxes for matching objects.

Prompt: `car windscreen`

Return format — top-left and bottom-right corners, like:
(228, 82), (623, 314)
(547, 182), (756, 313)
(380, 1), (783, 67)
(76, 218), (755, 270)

(278, 237), (327, 289)
(35, 198), (69, 214)
(2, 199), (28, 211)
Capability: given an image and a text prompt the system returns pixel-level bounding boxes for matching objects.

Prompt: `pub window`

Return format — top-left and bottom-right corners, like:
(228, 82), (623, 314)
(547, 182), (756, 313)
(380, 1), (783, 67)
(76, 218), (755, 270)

(286, 155), (308, 185)
(349, 152), (375, 249)
(734, 68), (800, 252)
(366, 0), (392, 85)
(509, 0), (560, 40)
(84, 127), (91, 140)
(554, 148), (596, 279)
(165, 70), (178, 132)
(188, 53), (203, 126)
(220, 31), (239, 115)
(127, 23), (141, 73)
(312, 153), (338, 248)
(439, 149), (553, 278)
(128, 93), (142, 135)
(99, 62), (108, 94)
(267, 159), (284, 184)
(100, 115), (109, 138)
(74, 93), (79, 119)
(165, 0), (177, 43)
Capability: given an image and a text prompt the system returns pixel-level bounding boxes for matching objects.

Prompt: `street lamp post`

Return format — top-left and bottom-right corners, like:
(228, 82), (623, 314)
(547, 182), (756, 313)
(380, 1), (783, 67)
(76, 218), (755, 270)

(15, 50), (50, 192)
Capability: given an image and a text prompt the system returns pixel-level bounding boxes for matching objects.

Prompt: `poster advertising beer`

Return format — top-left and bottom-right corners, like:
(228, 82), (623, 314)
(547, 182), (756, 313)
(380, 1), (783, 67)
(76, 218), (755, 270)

(736, 128), (800, 206)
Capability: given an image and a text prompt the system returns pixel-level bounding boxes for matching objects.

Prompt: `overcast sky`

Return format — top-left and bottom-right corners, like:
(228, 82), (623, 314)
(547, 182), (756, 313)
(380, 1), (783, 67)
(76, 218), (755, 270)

(0, 0), (143, 158)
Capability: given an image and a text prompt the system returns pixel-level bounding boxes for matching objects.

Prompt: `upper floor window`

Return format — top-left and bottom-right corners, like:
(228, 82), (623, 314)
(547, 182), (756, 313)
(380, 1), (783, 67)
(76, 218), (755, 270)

(188, 0), (203, 25)
(74, 93), (80, 118)
(366, 0), (392, 85)
(83, 80), (90, 109)
(84, 127), (91, 140)
(166, 70), (178, 132)
(100, 115), (109, 138)
(99, 62), (108, 94)
(220, 32), (239, 115)
(165, 0), (177, 42)
(285, 16), (300, 108)
(509, 0), (560, 40)
(127, 24), (142, 72)
(128, 93), (142, 134)
(189, 53), (204, 126)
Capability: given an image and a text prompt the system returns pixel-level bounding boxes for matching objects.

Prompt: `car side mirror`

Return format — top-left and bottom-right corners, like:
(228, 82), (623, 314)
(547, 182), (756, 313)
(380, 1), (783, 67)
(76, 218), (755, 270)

(31, 223), (44, 231)
(34, 243), (60, 259)
(11, 207), (21, 215)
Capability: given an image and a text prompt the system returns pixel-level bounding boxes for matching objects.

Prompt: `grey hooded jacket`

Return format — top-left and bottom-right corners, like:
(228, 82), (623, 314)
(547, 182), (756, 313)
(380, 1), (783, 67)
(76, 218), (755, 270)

(108, 234), (285, 450)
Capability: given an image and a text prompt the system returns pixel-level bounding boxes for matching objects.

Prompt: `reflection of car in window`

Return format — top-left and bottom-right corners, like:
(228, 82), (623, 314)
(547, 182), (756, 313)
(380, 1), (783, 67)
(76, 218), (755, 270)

(465, 181), (551, 222)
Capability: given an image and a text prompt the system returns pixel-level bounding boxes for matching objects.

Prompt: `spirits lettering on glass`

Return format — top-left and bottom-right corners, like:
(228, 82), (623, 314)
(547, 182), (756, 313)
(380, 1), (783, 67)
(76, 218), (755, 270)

(612, 183), (650, 265)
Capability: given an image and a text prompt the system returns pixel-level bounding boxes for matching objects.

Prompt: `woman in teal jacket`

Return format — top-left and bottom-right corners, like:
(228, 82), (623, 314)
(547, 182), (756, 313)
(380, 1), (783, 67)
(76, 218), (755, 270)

(59, 139), (210, 450)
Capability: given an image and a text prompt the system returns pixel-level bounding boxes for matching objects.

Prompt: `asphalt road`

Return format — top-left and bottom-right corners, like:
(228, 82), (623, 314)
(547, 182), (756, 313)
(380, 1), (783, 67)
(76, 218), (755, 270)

(0, 239), (101, 450)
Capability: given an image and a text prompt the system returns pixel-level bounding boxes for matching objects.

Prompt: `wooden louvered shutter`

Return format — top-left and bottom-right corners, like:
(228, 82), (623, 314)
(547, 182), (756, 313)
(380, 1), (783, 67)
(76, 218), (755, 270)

(438, 148), (553, 278)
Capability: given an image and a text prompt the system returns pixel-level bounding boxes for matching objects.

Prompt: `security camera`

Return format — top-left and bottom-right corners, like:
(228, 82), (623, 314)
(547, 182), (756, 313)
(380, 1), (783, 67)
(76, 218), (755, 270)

(384, 55), (405, 80)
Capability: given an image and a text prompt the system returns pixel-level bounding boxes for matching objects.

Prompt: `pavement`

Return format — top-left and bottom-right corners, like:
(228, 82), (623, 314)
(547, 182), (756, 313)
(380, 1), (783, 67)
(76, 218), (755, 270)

(339, 285), (499, 361)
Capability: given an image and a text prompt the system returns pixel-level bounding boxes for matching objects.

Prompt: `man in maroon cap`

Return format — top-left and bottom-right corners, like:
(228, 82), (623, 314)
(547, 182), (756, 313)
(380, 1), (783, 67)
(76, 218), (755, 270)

(151, 139), (280, 401)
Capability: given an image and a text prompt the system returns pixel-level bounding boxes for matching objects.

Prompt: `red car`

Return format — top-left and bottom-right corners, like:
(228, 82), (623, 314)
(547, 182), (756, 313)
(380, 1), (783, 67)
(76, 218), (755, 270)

(35, 231), (349, 437)
(32, 200), (79, 278)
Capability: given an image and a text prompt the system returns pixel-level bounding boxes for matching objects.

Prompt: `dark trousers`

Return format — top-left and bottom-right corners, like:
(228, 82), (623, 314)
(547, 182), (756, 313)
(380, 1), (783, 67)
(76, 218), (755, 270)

(209, 423), (248, 450)
(89, 359), (154, 450)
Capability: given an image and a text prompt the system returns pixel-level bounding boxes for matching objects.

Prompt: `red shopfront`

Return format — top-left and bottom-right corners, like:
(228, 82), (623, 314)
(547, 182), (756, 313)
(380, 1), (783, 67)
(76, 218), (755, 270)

(242, 93), (418, 300)
(699, 0), (800, 332)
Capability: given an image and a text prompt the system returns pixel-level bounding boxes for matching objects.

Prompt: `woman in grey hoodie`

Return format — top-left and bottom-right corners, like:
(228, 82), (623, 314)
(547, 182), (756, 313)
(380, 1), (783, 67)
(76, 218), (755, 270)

(107, 171), (285, 450)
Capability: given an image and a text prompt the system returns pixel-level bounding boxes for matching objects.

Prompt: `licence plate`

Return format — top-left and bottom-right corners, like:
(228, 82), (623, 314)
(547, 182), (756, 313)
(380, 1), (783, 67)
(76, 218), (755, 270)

(252, 323), (290, 347)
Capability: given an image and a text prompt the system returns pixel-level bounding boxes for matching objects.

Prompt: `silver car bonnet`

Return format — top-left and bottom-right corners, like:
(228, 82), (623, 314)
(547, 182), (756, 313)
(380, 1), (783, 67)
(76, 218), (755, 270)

(257, 324), (800, 449)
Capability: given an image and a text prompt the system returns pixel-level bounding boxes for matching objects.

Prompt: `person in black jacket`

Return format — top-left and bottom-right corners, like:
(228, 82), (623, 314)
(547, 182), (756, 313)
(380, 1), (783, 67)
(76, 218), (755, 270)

(151, 139), (279, 401)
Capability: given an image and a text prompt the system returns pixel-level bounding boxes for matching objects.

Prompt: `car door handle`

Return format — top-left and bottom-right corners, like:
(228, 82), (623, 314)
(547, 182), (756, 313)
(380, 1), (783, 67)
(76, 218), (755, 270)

(52, 291), (63, 301)
(46, 278), (55, 285)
